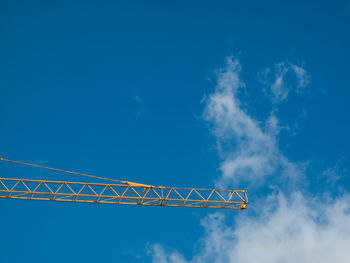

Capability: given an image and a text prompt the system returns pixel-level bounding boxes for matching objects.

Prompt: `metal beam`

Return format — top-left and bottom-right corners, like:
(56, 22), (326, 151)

(0, 178), (248, 210)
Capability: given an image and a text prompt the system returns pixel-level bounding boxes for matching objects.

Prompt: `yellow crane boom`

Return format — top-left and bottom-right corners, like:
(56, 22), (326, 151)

(0, 158), (248, 210)
(0, 178), (247, 209)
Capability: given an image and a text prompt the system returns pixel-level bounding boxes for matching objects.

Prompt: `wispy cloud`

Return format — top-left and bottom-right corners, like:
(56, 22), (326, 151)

(259, 61), (310, 104)
(150, 244), (187, 263)
(202, 57), (303, 187)
(149, 57), (350, 263)
(151, 193), (350, 263)
(321, 160), (348, 186)
(133, 95), (144, 117)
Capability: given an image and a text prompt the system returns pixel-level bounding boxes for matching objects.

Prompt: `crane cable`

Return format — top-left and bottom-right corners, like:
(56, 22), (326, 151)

(0, 157), (153, 188)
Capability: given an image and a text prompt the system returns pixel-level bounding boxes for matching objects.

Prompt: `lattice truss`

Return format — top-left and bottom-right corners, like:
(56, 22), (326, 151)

(0, 178), (248, 209)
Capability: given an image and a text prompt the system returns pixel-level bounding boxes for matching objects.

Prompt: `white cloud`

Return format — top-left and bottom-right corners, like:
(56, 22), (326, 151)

(321, 161), (348, 186)
(202, 57), (301, 187)
(259, 62), (310, 103)
(290, 63), (311, 90)
(151, 193), (350, 263)
(151, 244), (187, 263)
(149, 57), (350, 263)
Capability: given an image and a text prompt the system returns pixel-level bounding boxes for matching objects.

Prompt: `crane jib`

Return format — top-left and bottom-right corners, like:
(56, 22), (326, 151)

(0, 178), (248, 209)
(0, 157), (248, 210)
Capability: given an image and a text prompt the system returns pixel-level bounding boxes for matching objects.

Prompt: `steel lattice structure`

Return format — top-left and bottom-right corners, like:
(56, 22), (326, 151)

(0, 178), (248, 209)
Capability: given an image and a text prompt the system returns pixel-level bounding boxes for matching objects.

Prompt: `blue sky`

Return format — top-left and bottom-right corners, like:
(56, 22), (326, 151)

(1, 1), (350, 262)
